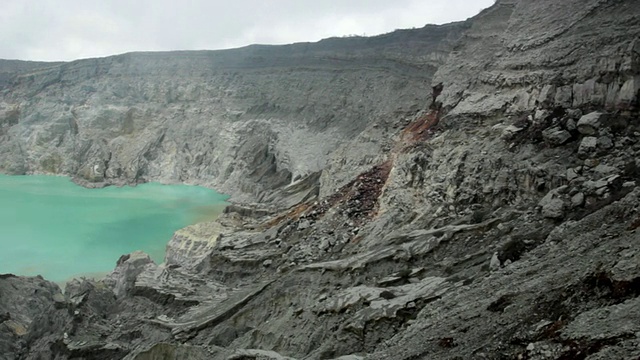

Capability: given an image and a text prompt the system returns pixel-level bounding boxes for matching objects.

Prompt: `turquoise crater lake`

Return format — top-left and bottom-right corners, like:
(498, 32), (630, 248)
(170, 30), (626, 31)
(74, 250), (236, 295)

(0, 175), (228, 283)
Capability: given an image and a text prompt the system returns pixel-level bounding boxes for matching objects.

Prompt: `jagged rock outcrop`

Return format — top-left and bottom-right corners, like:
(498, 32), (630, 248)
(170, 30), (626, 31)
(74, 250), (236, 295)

(435, 0), (640, 116)
(2, 0), (640, 359)
(0, 275), (65, 359)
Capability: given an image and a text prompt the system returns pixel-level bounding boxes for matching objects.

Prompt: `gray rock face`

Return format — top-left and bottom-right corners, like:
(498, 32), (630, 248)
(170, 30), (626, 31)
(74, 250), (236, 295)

(0, 275), (63, 359)
(104, 251), (157, 297)
(2, 0), (640, 359)
(0, 24), (465, 204)
(433, 0), (640, 116)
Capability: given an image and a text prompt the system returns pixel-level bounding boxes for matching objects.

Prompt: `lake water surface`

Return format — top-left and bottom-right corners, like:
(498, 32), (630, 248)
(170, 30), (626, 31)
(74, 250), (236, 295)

(0, 175), (228, 283)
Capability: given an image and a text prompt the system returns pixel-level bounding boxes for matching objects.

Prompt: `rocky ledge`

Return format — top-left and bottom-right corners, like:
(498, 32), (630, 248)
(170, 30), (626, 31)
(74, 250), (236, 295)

(2, 0), (640, 359)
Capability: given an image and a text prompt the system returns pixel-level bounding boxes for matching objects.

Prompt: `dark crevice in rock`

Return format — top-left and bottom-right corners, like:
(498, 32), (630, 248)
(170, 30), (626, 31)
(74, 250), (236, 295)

(487, 294), (515, 313)
(556, 335), (636, 360)
(569, 186), (634, 221)
(582, 271), (640, 303)
(130, 287), (200, 308)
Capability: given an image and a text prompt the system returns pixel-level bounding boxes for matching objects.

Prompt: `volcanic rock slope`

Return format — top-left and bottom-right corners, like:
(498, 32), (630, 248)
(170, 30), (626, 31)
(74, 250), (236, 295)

(0, 23), (463, 204)
(2, 0), (640, 359)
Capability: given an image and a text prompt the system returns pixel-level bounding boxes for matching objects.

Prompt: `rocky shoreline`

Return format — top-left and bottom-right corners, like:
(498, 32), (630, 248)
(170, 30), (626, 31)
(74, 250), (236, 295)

(2, 0), (640, 359)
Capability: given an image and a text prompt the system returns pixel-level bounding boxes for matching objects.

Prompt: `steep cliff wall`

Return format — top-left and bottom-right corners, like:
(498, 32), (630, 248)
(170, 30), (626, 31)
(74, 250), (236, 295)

(436, 0), (640, 115)
(0, 23), (465, 203)
(0, 60), (62, 89)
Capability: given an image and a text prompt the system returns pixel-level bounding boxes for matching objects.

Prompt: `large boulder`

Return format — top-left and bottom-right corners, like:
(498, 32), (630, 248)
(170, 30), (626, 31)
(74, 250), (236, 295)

(538, 187), (567, 219)
(576, 112), (605, 135)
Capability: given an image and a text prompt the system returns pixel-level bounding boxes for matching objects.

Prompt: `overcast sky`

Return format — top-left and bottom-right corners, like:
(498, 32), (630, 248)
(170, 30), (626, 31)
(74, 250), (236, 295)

(1, 0), (494, 62)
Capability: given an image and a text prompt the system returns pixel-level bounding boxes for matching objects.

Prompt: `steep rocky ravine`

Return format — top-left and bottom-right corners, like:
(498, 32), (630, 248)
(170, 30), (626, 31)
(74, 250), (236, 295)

(2, 0), (640, 359)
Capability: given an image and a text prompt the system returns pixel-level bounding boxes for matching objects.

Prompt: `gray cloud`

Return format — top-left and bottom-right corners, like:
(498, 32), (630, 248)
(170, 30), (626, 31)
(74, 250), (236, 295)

(0, 0), (493, 61)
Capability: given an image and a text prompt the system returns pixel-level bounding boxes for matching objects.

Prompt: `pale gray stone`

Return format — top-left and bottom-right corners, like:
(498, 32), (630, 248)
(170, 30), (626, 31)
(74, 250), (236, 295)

(578, 136), (598, 158)
(542, 127), (572, 146)
(577, 112), (605, 135)
(542, 198), (565, 219)
(490, 252), (501, 271)
(571, 192), (585, 208)
(566, 168), (579, 181)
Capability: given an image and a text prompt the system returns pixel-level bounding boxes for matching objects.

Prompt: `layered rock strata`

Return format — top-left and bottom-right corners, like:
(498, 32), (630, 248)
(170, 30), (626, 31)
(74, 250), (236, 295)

(2, 0), (640, 359)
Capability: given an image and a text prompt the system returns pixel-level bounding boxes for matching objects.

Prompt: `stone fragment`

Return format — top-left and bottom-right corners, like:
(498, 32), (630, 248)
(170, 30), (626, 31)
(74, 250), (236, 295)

(541, 198), (564, 219)
(566, 108), (583, 119)
(502, 125), (524, 139)
(583, 178), (609, 193)
(606, 174), (621, 185)
(263, 259), (273, 267)
(534, 109), (549, 122)
(537, 85), (556, 105)
(105, 251), (156, 298)
(297, 220), (311, 231)
(592, 164), (617, 177)
(542, 127), (572, 146)
(52, 292), (66, 304)
(489, 252), (501, 271)
(618, 78), (640, 107)
(577, 112), (604, 135)
(597, 136), (613, 149)
(566, 168), (579, 181)
(571, 193), (585, 208)
(578, 136), (598, 158)
(555, 87), (573, 107)
(583, 158), (599, 168)
(319, 237), (331, 251)
(538, 186), (568, 219)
